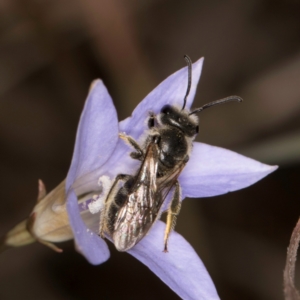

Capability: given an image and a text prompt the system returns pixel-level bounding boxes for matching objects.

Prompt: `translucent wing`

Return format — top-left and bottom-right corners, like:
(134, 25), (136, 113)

(112, 141), (188, 251)
(157, 158), (187, 211)
(112, 141), (161, 251)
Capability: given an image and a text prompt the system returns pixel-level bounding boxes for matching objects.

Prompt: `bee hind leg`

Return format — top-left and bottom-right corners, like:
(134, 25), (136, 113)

(163, 181), (181, 253)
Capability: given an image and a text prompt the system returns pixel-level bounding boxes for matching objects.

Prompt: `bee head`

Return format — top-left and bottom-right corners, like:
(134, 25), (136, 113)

(159, 55), (242, 137)
(160, 105), (199, 137)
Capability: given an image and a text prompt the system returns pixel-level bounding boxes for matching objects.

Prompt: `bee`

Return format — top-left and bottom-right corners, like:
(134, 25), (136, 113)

(99, 55), (243, 252)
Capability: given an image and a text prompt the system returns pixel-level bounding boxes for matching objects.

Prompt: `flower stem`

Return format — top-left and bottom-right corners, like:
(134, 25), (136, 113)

(284, 218), (300, 300)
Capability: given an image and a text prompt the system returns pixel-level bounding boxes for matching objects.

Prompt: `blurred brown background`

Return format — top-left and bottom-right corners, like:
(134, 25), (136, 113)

(1, 0), (300, 299)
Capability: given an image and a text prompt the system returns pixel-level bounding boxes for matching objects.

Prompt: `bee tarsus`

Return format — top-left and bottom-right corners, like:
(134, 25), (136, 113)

(163, 180), (181, 253)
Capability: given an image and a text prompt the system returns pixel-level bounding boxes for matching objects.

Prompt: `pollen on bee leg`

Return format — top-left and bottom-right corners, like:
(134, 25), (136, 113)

(88, 175), (112, 214)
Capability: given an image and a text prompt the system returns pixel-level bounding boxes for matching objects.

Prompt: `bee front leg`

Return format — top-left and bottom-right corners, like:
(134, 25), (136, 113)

(119, 133), (144, 161)
(163, 181), (181, 253)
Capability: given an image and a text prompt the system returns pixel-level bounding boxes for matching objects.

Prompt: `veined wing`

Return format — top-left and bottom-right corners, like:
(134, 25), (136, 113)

(157, 157), (188, 212)
(112, 141), (161, 251)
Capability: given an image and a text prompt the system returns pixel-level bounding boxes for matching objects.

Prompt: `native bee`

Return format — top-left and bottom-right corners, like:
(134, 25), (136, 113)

(99, 55), (242, 252)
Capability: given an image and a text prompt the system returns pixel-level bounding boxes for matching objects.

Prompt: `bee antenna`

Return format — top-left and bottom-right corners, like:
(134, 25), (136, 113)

(181, 55), (192, 110)
(189, 96), (243, 115)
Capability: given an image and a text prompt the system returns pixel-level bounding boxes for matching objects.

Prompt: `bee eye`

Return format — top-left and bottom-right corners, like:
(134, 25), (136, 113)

(161, 105), (172, 114)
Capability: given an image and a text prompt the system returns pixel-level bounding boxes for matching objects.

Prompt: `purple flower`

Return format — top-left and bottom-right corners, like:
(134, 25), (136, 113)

(65, 58), (277, 300)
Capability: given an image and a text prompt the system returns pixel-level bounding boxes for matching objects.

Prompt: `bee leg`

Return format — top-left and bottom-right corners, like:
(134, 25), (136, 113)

(99, 174), (132, 238)
(119, 133), (144, 160)
(163, 181), (181, 253)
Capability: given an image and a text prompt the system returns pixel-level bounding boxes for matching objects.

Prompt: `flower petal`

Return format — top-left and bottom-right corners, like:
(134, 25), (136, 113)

(67, 189), (110, 265)
(119, 57), (204, 140)
(66, 79), (119, 191)
(129, 221), (219, 300)
(66, 80), (118, 264)
(180, 142), (278, 198)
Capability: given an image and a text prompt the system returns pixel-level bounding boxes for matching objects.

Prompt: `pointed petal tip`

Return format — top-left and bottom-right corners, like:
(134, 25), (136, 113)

(193, 56), (204, 71)
(225, 162), (278, 194)
(180, 143), (279, 198)
(249, 160), (278, 176)
(37, 179), (47, 202)
(196, 56), (204, 64)
(89, 79), (102, 92)
(257, 163), (278, 180)
(66, 76), (118, 191)
(129, 221), (219, 300)
(66, 190), (110, 265)
(266, 164), (278, 173)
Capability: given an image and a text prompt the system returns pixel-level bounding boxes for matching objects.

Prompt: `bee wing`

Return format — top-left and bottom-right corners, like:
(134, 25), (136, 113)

(157, 158), (187, 211)
(112, 141), (161, 251)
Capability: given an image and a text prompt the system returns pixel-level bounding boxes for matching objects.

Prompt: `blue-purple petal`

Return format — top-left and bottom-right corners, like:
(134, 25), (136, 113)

(180, 142), (278, 198)
(66, 80), (119, 191)
(67, 189), (110, 265)
(66, 80), (118, 263)
(129, 221), (219, 300)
